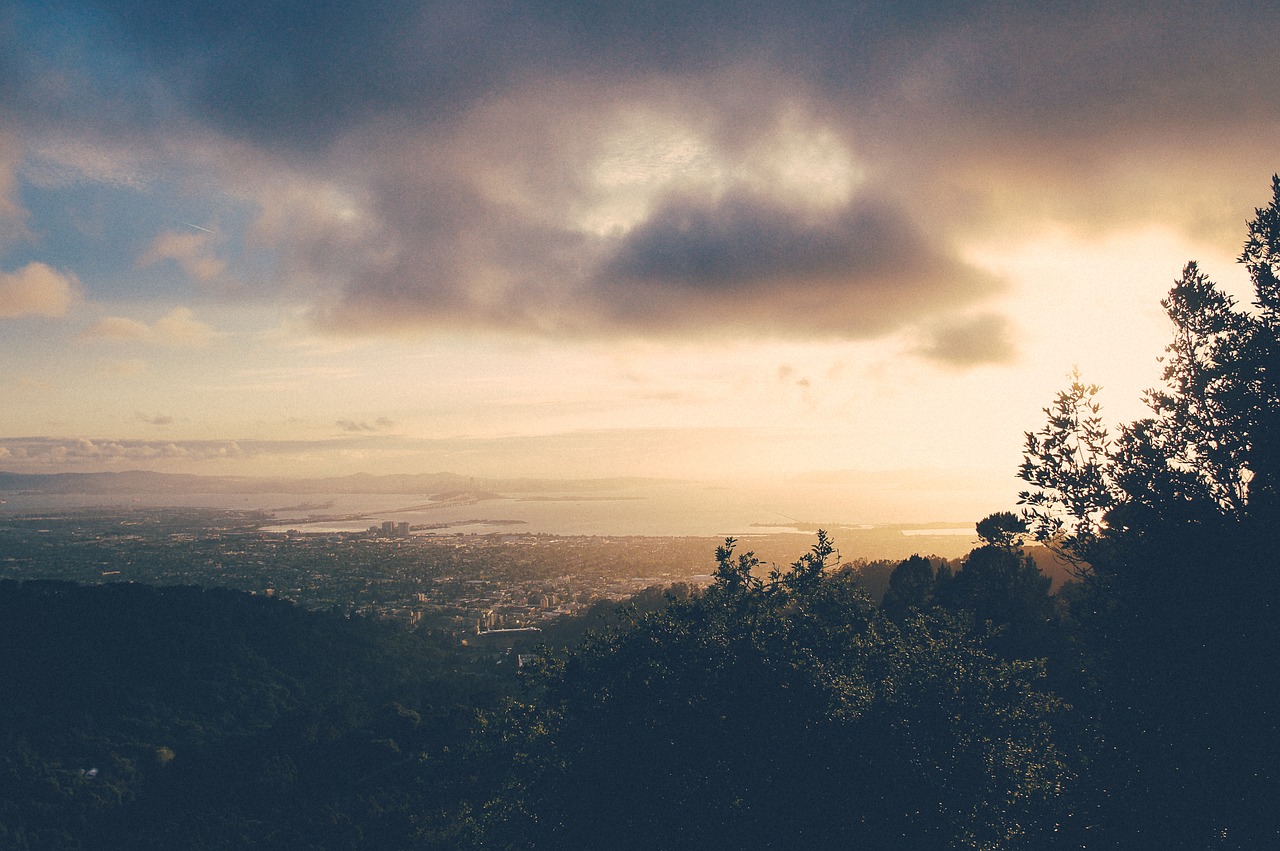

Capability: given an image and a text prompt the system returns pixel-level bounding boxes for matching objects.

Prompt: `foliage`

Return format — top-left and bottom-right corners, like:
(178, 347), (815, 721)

(881, 553), (938, 616)
(1018, 372), (1117, 565)
(974, 511), (1028, 551)
(939, 544), (1054, 662)
(0, 580), (505, 849)
(877, 517), (1056, 665)
(1023, 179), (1280, 560)
(483, 537), (1074, 850)
(1017, 178), (1280, 847)
(533, 581), (699, 651)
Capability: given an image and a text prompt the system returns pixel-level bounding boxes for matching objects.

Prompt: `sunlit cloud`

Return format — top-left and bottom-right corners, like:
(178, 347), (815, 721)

(0, 263), (80, 318)
(152, 307), (220, 346)
(138, 231), (226, 282)
(83, 307), (222, 347)
(86, 316), (151, 342)
(105, 358), (147, 377)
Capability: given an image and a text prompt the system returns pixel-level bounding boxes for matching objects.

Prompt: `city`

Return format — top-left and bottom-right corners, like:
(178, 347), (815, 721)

(0, 506), (831, 640)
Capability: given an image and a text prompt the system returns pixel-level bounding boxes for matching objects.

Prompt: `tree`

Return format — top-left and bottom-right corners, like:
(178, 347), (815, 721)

(943, 544), (1052, 658)
(1018, 178), (1280, 848)
(975, 510), (1028, 551)
(482, 536), (1074, 850)
(1022, 181), (1280, 559)
(1018, 372), (1117, 567)
(931, 516), (1053, 661)
(881, 554), (936, 617)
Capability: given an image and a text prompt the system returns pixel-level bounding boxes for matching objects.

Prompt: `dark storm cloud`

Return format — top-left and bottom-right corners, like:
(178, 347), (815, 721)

(597, 191), (1000, 335)
(34, 0), (775, 150)
(9, 1), (1280, 339)
(303, 171), (998, 338)
(606, 192), (912, 291)
(35, 1), (1274, 152)
(924, 4), (1280, 134)
(68, 0), (524, 150)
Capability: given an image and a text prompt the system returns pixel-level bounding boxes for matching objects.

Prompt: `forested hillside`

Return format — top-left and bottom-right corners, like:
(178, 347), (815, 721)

(0, 581), (508, 849)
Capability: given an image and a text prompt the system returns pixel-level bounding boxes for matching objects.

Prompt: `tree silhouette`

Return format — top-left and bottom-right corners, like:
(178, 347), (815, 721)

(975, 510), (1028, 551)
(1018, 177), (1280, 848)
(485, 537), (1073, 850)
(881, 554), (936, 616)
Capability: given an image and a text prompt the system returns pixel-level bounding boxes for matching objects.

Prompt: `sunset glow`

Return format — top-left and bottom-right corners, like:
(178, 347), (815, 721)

(3, 2), (1278, 521)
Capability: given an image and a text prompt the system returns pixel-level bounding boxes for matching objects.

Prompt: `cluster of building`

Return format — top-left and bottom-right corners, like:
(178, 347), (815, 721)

(0, 508), (734, 646)
(370, 521), (412, 538)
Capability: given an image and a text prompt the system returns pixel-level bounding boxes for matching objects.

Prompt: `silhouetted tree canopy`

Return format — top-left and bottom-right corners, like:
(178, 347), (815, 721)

(1018, 177), (1280, 848)
(975, 511), (1028, 551)
(881, 553), (937, 616)
(0, 580), (504, 849)
(480, 537), (1074, 850)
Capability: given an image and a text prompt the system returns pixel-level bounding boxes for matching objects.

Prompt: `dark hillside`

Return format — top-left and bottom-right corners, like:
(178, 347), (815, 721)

(0, 581), (504, 849)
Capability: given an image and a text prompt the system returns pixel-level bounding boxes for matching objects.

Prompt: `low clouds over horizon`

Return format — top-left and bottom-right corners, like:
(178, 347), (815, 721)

(82, 308), (221, 348)
(4, 1), (1279, 361)
(337, 418), (396, 433)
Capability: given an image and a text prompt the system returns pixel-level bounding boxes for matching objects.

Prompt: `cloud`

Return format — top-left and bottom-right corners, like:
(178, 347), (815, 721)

(595, 190), (999, 335)
(83, 307), (221, 347)
(776, 364), (812, 389)
(912, 312), (1019, 369)
(135, 411), (174, 426)
(294, 99), (1000, 339)
(0, 262), (79, 318)
(86, 315), (151, 342)
(152, 307), (219, 346)
(40, 3), (1278, 165)
(138, 231), (225, 282)
(105, 358), (147, 376)
(8, 1), (1280, 340)
(0, 437), (246, 465)
(0, 132), (30, 244)
(336, 417), (395, 433)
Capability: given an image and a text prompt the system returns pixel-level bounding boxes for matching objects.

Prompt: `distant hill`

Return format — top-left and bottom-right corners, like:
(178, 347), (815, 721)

(0, 469), (667, 496)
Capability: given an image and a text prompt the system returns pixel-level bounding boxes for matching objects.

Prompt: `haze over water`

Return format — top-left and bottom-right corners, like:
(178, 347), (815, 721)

(0, 478), (983, 558)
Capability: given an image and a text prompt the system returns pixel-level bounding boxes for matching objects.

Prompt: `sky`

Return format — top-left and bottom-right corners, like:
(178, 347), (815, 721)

(1, 1), (1277, 519)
